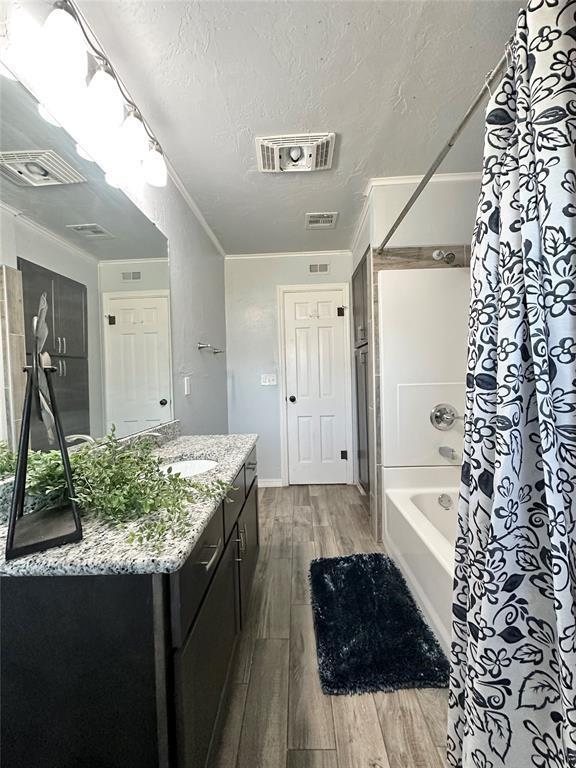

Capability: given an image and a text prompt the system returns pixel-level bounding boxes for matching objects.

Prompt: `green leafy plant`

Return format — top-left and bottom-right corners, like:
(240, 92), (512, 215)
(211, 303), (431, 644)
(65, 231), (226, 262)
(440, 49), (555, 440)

(23, 431), (230, 549)
(0, 442), (17, 480)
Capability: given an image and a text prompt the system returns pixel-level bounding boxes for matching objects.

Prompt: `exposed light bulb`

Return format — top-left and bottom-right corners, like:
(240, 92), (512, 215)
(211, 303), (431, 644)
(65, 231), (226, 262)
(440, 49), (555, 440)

(105, 170), (122, 188)
(143, 144), (167, 187)
(87, 66), (125, 129)
(42, 6), (87, 89)
(75, 143), (95, 161)
(0, 60), (16, 80)
(119, 111), (149, 163)
(4, 7), (44, 88)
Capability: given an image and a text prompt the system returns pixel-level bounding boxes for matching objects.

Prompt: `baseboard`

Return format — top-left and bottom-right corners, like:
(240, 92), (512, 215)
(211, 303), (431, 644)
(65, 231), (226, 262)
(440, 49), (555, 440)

(258, 478), (284, 487)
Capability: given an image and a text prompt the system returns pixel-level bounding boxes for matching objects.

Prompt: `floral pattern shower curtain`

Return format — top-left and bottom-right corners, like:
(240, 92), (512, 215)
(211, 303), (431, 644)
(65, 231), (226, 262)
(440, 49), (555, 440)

(448, 2), (576, 767)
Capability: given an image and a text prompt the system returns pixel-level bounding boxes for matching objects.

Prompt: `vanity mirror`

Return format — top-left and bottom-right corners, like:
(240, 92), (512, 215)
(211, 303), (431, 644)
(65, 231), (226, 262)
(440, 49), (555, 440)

(0, 71), (173, 449)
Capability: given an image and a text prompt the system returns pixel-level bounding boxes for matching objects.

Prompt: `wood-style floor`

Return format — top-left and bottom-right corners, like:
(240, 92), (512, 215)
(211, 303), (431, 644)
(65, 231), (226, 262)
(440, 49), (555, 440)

(210, 484), (449, 768)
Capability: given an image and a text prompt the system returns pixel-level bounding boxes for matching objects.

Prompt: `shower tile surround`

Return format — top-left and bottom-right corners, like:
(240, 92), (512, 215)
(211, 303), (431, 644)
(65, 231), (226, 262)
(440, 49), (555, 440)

(367, 245), (470, 540)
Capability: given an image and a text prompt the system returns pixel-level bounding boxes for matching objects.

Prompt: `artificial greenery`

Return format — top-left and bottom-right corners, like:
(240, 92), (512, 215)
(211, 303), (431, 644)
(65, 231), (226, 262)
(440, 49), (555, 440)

(4, 431), (230, 550)
(0, 442), (17, 480)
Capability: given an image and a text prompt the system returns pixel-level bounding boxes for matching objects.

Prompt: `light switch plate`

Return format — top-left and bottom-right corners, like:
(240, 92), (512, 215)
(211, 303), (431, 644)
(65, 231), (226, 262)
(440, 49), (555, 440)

(184, 375), (192, 396)
(260, 373), (277, 386)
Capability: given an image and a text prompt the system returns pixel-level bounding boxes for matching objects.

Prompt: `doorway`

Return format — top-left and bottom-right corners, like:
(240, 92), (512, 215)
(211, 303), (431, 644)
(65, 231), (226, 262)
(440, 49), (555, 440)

(103, 291), (173, 437)
(279, 284), (352, 485)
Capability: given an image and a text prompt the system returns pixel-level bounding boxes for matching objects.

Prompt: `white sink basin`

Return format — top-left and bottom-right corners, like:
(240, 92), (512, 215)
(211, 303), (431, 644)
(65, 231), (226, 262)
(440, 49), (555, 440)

(161, 459), (217, 478)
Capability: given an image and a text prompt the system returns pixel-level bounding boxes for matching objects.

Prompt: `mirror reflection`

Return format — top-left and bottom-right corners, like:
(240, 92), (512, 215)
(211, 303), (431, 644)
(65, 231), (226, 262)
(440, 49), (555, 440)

(0, 74), (172, 448)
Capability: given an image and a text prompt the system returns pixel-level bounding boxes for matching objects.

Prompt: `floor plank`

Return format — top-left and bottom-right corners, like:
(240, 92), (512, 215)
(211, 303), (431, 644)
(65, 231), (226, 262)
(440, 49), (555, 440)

(292, 542), (316, 605)
(252, 557), (292, 639)
(288, 605), (336, 750)
(313, 524), (340, 559)
(287, 751), (338, 768)
(332, 693), (391, 768)
(270, 521), (293, 558)
(209, 683), (248, 768)
(414, 688), (449, 747)
(237, 639), (289, 768)
(374, 689), (445, 768)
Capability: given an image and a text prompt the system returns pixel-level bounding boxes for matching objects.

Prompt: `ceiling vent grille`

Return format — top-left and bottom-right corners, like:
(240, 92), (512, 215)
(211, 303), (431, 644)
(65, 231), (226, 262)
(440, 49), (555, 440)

(305, 212), (339, 230)
(256, 133), (335, 173)
(0, 150), (86, 187)
(309, 263), (330, 274)
(65, 223), (114, 240)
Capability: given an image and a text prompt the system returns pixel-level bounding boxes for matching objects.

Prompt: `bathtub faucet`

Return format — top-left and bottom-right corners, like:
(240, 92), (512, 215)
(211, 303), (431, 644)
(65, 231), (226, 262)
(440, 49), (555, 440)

(439, 446), (458, 461)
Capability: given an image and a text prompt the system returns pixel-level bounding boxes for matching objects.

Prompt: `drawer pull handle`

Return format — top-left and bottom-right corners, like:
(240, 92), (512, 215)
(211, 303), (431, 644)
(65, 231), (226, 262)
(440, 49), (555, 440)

(235, 529), (247, 554)
(199, 538), (222, 570)
(247, 462), (257, 469)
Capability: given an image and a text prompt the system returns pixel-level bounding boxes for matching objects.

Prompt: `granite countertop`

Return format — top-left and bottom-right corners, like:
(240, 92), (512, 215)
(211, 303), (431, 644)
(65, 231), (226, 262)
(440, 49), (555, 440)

(0, 434), (257, 577)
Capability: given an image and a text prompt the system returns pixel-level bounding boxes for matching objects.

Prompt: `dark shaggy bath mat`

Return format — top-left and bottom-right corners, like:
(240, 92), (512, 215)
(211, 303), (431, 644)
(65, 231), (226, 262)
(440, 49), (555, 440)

(309, 553), (449, 695)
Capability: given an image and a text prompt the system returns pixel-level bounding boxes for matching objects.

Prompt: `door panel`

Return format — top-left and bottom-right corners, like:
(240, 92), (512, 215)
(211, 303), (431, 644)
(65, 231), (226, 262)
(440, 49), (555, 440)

(104, 294), (172, 436)
(56, 275), (87, 357)
(238, 480), (259, 625)
(284, 289), (348, 484)
(355, 347), (370, 494)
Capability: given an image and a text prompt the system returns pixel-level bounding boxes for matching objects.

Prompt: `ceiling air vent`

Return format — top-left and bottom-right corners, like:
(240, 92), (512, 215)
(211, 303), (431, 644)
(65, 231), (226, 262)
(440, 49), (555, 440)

(305, 212), (339, 230)
(256, 133), (335, 173)
(309, 263), (330, 274)
(65, 223), (114, 240)
(0, 150), (86, 187)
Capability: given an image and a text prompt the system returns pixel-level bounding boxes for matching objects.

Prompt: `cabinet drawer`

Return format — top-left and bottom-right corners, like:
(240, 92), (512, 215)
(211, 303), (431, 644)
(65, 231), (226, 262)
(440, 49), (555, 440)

(223, 466), (246, 542)
(170, 509), (225, 648)
(244, 447), (257, 493)
(174, 535), (239, 768)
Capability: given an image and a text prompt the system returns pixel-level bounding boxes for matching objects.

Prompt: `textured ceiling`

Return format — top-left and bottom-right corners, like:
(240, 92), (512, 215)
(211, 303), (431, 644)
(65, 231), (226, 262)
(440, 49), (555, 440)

(74, 0), (521, 254)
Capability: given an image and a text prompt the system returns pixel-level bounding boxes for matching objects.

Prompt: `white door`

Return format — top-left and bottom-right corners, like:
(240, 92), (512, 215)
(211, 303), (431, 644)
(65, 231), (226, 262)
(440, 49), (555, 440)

(104, 293), (172, 437)
(283, 287), (349, 484)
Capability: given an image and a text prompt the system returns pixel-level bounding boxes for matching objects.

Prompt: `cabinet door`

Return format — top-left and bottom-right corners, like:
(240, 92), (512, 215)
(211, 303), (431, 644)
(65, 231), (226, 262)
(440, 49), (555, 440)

(237, 480), (259, 625)
(174, 534), (239, 768)
(352, 254), (368, 346)
(355, 348), (370, 494)
(55, 275), (87, 357)
(18, 259), (58, 355)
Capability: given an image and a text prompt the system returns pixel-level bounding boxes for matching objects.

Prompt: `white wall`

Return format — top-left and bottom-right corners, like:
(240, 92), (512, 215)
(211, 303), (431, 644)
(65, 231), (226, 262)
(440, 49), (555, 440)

(370, 173), (480, 249)
(116, 179), (228, 436)
(0, 208), (104, 437)
(99, 259), (170, 293)
(226, 252), (353, 482)
(378, 268), (469, 467)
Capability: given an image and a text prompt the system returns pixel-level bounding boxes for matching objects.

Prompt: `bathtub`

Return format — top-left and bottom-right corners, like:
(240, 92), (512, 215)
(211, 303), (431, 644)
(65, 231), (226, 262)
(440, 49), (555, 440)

(384, 486), (458, 654)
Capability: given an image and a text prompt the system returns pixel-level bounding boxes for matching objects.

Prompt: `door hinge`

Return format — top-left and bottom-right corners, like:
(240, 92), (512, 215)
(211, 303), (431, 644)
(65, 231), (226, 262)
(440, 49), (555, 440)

(337, 306), (346, 317)
(341, 450), (348, 460)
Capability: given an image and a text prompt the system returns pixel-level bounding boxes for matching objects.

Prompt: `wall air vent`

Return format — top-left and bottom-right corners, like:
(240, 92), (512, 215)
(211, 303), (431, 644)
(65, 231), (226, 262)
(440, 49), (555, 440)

(0, 150), (86, 187)
(121, 271), (142, 281)
(256, 133), (335, 173)
(309, 263), (330, 274)
(65, 223), (114, 240)
(305, 212), (339, 230)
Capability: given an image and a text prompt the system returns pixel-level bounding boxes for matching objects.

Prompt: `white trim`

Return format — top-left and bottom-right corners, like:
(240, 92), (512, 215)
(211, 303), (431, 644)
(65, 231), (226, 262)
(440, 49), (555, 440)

(101, 289), (174, 431)
(350, 194), (371, 256)
(165, 159), (226, 259)
(277, 282), (353, 487)
(364, 171), (482, 197)
(226, 249), (351, 261)
(97, 257), (169, 265)
(258, 478), (284, 488)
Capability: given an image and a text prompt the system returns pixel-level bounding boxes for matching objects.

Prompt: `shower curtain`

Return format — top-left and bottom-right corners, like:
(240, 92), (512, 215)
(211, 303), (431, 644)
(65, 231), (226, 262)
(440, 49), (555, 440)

(448, 3), (576, 767)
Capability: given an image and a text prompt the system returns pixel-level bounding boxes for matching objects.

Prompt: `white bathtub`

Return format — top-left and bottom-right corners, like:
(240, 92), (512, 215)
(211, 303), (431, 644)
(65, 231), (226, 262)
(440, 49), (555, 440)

(384, 486), (458, 654)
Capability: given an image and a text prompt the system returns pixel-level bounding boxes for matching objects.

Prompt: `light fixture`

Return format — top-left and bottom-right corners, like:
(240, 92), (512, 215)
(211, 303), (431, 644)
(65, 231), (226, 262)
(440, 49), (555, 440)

(87, 64), (125, 129)
(4, 6), (44, 88)
(42, 3), (87, 88)
(38, 103), (61, 127)
(143, 143), (167, 187)
(119, 110), (150, 163)
(289, 146), (303, 162)
(0, 61), (16, 81)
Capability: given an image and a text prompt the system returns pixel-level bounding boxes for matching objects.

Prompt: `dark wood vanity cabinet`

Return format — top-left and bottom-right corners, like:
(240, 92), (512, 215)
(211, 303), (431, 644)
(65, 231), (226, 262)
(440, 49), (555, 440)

(0, 449), (259, 768)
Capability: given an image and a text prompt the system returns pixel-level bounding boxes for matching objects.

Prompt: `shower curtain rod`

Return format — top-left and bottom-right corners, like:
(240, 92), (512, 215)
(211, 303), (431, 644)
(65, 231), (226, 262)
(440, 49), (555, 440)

(374, 38), (513, 256)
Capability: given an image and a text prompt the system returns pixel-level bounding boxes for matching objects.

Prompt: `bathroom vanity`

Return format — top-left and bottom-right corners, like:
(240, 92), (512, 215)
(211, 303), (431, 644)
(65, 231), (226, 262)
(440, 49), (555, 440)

(0, 433), (258, 768)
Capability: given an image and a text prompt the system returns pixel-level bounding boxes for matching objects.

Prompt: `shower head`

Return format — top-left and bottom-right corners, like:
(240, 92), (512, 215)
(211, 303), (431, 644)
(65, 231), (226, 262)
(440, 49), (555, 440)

(432, 249), (456, 265)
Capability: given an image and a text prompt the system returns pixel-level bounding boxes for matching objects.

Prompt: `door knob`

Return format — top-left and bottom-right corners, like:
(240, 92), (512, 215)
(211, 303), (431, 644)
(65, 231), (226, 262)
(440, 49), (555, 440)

(289, 395), (296, 403)
(159, 398), (168, 406)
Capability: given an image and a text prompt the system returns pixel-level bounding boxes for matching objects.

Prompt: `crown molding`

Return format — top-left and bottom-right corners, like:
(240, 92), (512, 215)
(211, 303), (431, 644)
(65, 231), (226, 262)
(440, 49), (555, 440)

(225, 249), (352, 261)
(98, 257), (169, 265)
(364, 171), (482, 197)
